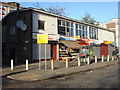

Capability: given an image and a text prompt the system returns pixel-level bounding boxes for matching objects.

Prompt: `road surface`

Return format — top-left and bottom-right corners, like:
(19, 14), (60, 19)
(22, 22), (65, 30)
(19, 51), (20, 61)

(2, 63), (119, 88)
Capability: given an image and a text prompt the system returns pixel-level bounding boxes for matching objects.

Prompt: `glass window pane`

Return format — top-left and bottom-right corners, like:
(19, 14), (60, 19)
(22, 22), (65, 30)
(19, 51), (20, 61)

(62, 21), (65, 26)
(67, 22), (70, 27)
(76, 29), (79, 36)
(58, 20), (61, 25)
(79, 25), (81, 29)
(70, 28), (74, 37)
(76, 24), (78, 29)
(71, 23), (73, 27)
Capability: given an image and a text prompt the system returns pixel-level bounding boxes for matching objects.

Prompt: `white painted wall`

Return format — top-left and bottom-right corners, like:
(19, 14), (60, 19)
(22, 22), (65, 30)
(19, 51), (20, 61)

(115, 19), (120, 55)
(32, 11), (57, 34)
(98, 29), (114, 42)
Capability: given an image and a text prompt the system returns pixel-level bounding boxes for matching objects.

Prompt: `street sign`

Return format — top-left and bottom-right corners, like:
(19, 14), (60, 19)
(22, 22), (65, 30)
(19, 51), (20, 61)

(37, 34), (48, 44)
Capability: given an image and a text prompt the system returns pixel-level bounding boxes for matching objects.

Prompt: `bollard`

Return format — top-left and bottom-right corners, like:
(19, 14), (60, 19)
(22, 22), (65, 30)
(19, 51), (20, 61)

(112, 56), (114, 61)
(107, 55), (110, 61)
(66, 58), (68, 68)
(84, 58), (86, 63)
(95, 56), (97, 63)
(26, 59), (28, 70)
(87, 57), (90, 65)
(102, 55), (104, 62)
(39, 59), (41, 70)
(45, 60), (47, 70)
(11, 59), (13, 70)
(78, 57), (80, 66)
(51, 59), (54, 70)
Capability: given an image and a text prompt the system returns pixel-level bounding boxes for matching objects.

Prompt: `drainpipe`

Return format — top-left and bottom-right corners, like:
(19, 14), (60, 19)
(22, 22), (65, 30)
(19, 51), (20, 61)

(16, 3), (20, 65)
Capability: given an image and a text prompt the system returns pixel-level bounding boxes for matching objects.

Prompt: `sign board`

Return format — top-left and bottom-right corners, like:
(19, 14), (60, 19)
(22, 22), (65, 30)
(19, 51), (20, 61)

(104, 41), (112, 44)
(74, 36), (80, 39)
(33, 33), (59, 41)
(48, 34), (59, 40)
(37, 34), (48, 44)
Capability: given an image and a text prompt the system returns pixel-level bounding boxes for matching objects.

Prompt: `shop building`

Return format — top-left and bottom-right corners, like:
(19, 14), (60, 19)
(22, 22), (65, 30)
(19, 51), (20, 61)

(2, 8), (115, 65)
(100, 18), (120, 55)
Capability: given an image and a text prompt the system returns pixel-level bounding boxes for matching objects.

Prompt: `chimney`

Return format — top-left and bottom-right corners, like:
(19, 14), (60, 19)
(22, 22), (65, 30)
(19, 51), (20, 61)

(16, 3), (20, 11)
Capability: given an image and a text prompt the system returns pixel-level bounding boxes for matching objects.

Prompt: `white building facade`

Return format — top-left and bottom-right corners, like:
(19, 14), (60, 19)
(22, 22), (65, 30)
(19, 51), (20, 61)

(100, 18), (120, 55)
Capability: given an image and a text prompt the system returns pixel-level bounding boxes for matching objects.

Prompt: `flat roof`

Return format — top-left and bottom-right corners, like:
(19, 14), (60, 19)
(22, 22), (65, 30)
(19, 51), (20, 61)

(2, 8), (115, 33)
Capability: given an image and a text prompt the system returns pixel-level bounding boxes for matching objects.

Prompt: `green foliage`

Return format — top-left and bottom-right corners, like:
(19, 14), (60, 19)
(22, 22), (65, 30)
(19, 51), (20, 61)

(81, 13), (97, 25)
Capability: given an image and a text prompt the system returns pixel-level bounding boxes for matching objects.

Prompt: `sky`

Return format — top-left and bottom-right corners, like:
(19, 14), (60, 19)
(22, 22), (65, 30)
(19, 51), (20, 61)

(17, 2), (118, 23)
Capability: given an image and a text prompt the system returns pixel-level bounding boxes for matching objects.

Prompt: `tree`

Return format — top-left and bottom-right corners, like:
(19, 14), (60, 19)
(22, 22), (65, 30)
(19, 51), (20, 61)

(81, 13), (97, 25)
(46, 6), (67, 16)
(33, 2), (44, 10)
(33, 3), (67, 16)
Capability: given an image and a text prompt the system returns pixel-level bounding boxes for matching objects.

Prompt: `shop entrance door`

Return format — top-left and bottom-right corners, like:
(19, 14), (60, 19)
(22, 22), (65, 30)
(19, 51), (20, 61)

(53, 44), (57, 60)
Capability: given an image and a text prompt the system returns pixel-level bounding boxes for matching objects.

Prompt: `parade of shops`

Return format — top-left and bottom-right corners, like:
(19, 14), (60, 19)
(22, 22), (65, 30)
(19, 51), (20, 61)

(2, 8), (115, 65)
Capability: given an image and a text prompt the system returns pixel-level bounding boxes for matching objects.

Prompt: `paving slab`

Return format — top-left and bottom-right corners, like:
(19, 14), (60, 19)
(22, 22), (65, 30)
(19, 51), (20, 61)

(1, 60), (119, 81)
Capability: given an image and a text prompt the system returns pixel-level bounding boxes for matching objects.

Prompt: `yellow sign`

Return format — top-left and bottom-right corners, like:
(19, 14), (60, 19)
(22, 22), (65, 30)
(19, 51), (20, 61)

(74, 36), (80, 39)
(104, 41), (112, 44)
(37, 34), (48, 44)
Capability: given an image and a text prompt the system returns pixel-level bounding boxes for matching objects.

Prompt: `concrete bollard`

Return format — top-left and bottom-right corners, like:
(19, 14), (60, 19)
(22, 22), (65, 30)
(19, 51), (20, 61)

(95, 56), (97, 63)
(51, 59), (54, 70)
(112, 56), (114, 61)
(39, 59), (41, 70)
(107, 55), (110, 61)
(78, 57), (80, 66)
(87, 57), (90, 65)
(66, 58), (68, 68)
(84, 58), (86, 63)
(26, 59), (28, 70)
(11, 59), (13, 70)
(102, 55), (104, 62)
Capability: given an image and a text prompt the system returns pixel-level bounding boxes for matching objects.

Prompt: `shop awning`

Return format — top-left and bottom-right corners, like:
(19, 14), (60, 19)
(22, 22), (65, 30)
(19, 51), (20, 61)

(77, 38), (93, 46)
(60, 40), (81, 49)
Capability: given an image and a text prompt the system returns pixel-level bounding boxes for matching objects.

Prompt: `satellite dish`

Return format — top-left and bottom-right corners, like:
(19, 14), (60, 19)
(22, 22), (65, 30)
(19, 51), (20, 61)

(16, 19), (27, 31)
(16, 20), (24, 28)
(21, 24), (27, 31)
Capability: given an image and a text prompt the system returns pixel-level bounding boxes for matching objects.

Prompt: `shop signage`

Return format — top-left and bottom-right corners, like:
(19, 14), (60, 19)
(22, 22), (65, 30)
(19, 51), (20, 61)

(48, 34), (59, 40)
(37, 34), (48, 44)
(60, 36), (76, 41)
(33, 33), (59, 41)
(74, 36), (80, 39)
(104, 41), (112, 44)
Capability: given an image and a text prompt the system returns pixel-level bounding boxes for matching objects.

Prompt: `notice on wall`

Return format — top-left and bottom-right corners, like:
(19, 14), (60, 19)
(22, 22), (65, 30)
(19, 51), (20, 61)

(37, 34), (48, 44)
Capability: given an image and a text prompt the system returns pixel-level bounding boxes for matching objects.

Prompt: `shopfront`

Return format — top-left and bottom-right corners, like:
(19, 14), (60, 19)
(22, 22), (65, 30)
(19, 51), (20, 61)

(32, 33), (59, 61)
(59, 39), (82, 61)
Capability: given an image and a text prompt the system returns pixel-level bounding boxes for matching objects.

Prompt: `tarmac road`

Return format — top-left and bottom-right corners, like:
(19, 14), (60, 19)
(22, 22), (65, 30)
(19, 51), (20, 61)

(2, 63), (119, 89)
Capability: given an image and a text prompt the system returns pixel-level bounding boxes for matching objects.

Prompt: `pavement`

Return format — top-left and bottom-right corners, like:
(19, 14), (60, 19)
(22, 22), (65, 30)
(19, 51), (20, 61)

(1, 60), (120, 81)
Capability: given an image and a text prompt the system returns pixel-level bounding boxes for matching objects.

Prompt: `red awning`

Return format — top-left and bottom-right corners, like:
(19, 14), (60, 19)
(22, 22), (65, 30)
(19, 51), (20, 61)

(77, 38), (90, 45)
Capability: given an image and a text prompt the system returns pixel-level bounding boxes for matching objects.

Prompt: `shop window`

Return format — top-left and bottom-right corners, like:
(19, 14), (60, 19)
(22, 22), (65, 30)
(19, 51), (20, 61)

(62, 21), (65, 26)
(79, 25), (82, 29)
(38, 20), (45, 30)
(58, 20), (61, 25)
(58, 26), (66, 35)
(79, 30), (82, 37)
(70, 28), (74, 37)
(67, 22), (70, 27)
(76, 24), (79, 29)
(76, 29), (79, 36)
(67, 28), (70, 36)
(71, 23), (73, 27)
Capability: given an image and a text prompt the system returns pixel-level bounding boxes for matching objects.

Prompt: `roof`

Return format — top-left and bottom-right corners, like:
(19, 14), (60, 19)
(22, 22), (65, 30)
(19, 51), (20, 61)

(60, 40), (82, 49)
(0, 2), (23, 9)
(1, 8), (115, 33)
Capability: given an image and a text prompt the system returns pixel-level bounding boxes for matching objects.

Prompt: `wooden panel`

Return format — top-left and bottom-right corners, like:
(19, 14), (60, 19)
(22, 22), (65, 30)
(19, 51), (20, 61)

(100, 44), (108, 57)
(53, 44), (57, 60)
